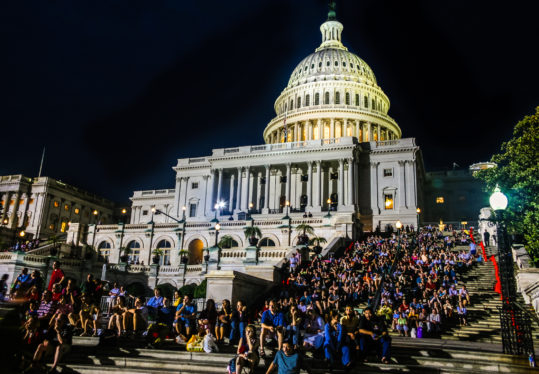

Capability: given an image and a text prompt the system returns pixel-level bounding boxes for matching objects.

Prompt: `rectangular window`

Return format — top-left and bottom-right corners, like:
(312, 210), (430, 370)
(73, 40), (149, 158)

(9, 200), (14, 206)
(19, 199), (24, 205)
(355, 94), (360, 106)
(189, 203), (197, 217)
(383, 168), (393, 177)
(60, 221), (67, 233)
(191, 182), (199, 189)
(53, 201), (59, 207)
(142, 210), (148, 215)
(29, 199), (34, 204)
(74, 208), (80, 214)
(64, 204), (69, 211)
(436, 197), (445, 204)
(384, 195), (394, 210)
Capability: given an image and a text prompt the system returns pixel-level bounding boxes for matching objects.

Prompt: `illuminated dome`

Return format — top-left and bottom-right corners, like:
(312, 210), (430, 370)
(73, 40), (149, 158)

(263, 9), (401, 144)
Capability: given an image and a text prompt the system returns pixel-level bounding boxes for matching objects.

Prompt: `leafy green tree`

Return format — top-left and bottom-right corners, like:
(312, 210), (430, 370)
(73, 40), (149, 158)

(218, 235), (236, 249)
(475, 106), (539, 261)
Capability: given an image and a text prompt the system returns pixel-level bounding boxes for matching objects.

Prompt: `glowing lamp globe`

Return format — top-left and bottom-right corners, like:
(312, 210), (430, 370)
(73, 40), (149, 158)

(395, 220), (403, 229)
(489, 186), (508, 211)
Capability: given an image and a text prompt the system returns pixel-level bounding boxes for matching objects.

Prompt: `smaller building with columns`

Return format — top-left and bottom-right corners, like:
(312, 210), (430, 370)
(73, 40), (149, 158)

(0, 174), (116, 244)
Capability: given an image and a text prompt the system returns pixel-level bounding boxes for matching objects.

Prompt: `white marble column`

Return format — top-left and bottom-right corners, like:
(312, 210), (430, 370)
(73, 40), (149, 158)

(245, 167), (252, 210)
(314, 161), (322, 210)
(398, 161), (406, 209)
(370, 162), (380, 214)
(294, 123), (299, 142)
(256, 172), (262, 210)
(330, 118), (335, 139)
(1, 192), (10, 221)
(347, 158), (354, 206)
(229, 174), (235, 213)
(263, 165), (270, 212)
(367, 122), (372, 142)
(235, 168), (242, 211)
(317, 119), (322, 140)
(307, 162), (313, 208)
(174, 177), (181, 217)
(355, 120), (360, 140)
(285, 163), (291, 204)
(338, 160), (345, 208)
(377, 125), (381, 142)
(216, 169), (223, 203)
(307, 121), (312, 140)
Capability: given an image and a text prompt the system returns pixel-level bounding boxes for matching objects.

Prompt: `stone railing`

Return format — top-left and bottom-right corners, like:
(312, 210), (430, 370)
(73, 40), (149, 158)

(258, 249), (287, 259)
(128, 264), (151, 272)
(97, 225), (118, 231)
(159, 265), (182, 274)
(290, 219), (323, 225)
(25, 243), (54, 256)
(22, 254), (49, 264)
(220, 250), (247, 259)
(213, 137), (355, 157)
(186, 264), (202, 273)
(0, 252), (18, 261)
(124, 224), (148, 230)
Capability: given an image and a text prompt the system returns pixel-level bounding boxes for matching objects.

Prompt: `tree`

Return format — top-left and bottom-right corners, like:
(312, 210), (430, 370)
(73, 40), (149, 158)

(218, 235), (236, 249)
(475, 106), (539, 262)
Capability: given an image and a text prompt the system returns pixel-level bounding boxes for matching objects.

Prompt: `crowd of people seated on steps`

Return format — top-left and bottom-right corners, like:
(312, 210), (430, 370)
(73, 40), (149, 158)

(5, 225), (479, 373)
(1, 238), (41, 253)
(255, 225), (478, 371)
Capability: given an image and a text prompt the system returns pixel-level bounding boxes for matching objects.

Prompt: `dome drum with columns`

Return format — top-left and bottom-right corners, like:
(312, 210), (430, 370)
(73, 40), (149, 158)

(263, 14), (401, 145)
(64, 5), (424, 289)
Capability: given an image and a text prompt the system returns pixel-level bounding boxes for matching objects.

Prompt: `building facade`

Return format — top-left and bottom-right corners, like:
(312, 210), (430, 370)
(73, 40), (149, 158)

(71, 10), (425, 288)
(0, 174), (116, 244)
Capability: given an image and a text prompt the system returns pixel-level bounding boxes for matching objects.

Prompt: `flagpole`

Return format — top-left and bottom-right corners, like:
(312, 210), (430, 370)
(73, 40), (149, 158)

(38, 147), (45, 178)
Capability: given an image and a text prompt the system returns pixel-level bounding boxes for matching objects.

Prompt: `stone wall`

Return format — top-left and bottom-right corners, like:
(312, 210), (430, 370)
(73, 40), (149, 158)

(512, 244), (539, 315)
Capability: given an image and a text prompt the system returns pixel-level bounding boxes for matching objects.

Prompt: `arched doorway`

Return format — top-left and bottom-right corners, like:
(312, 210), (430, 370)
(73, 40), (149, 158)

(188, 239), (204, 265)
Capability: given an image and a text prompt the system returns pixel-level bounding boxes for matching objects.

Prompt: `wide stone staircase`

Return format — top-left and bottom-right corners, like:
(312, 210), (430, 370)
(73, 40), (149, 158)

(46, 338), (536, 373)
(439, 246), (539, 348)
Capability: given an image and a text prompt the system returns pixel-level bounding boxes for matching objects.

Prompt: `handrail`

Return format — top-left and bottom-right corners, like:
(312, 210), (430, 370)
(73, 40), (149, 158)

(513, 300), (539, 326)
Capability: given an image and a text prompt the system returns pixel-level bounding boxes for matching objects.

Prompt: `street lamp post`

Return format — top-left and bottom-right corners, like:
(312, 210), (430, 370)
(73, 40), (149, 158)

(416, 208), (421, 232)
(490, 186), (535, 359)
(154, 208), (187, 265)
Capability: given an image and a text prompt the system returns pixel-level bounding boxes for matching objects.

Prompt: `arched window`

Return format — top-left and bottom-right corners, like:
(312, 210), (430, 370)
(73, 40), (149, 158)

(290, 99), (294, 110)
(335, 92), (340, 105)
(372, 98), (375, 109)
(126, 240), (141, 264)
(297, 97), (301, 108)
(345, 92), (350, 105)
(156, 239), (172, 266)
(364, 96), (369, 108)
(315, 93), (320, 105)
(98, 241), (111, 262)
(324, 92), (330, 104)
(305, 94), (310, 106)
(259, 238), (276, 247)
(355, 94), (360, 106)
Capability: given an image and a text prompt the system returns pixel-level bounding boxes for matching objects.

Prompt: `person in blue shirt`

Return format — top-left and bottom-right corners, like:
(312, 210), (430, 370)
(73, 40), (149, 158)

(175, 295), (197, 338)
(324, 310), (351, 369)
(266, 340), (310, 374)
(260, 300), (285, 357)
(146, 288), (163, 320)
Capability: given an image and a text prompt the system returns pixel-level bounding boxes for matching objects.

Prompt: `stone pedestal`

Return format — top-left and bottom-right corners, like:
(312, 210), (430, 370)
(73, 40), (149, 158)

(244, 246), (258, 264)
(205, 270), (273, 306)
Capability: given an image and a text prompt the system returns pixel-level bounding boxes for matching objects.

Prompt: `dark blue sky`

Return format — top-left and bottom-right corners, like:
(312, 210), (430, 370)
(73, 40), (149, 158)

(2, 0), (538, 202)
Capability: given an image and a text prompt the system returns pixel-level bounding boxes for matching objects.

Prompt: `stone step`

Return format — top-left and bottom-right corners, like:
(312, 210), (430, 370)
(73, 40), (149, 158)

(55, 344), (536, 374)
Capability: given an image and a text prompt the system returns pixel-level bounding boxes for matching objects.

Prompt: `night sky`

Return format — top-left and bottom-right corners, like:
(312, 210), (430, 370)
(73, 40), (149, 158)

(2, 0), (538, 203)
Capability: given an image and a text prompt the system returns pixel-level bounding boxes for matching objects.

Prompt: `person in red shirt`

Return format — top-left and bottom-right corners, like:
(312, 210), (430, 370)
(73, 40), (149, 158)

(47, 261), (65, 291)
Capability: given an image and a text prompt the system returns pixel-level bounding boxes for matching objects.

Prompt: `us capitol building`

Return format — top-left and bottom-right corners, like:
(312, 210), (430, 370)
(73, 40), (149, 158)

(62, 8), (424, 288)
